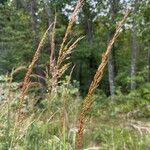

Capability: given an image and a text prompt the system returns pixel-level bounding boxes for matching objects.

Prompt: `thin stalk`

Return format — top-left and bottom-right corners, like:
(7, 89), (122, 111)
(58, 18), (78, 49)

(58, 0), (84, 61)
(19, 24), (53, 121)
(76, 11), (130, 150)
(7, 72), (13, 148)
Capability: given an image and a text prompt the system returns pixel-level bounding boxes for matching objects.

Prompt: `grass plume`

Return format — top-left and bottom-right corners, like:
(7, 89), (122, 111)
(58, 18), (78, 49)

(58, 0), (84, 61)
(76, 11), (130, 150)
(49, 0), (84, 92)
(18, 24), (53, 123)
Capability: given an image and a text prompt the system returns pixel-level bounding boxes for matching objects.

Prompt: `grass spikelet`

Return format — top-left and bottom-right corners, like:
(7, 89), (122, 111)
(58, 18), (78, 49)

(49, 0), (84, 93)
(17, 24), (53, 123)
(50, 15), (56, 73)
(76, 11), (130, 150)
(58, 0), (84, 60)
(57, 36), (85, 67)
(11, 66), (27, 76)
(20, 24), (53, 101)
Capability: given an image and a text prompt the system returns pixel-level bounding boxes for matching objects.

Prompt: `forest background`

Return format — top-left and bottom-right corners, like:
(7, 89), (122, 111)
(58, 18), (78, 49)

(0, 0), (150, 149)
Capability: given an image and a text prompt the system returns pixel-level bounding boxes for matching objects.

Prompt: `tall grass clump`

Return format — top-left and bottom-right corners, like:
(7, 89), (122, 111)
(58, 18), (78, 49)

(3, 0), (85, 149)
(21, 0), (84, 104)
(2, 0), (148, 149)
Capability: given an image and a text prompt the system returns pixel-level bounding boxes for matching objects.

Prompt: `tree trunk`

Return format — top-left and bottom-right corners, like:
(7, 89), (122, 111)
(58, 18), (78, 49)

(44, 1), (53, 42)
(29, 0), (38, 48)
(84, 18), (93, 43)
(148, 49), (150, 82)
(130, 24), (138, 90)
(29, 0), (45, 93)
(44, 1), (55, 68)
(108, 48), (115, 96)
(79, 60), (83, 93)
(82, 2), (94, 88)
(108, 0), (120, 96)
(108, 31), (115, 96)
(87, 19), (94, 87)
(130, 0), (139, 90)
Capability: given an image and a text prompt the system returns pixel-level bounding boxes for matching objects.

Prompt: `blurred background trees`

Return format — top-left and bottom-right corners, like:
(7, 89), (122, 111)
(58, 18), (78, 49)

(0, 0), (149, 96)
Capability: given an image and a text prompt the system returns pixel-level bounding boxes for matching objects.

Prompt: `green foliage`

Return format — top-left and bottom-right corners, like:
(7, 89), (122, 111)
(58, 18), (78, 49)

(88, 126), (150, 150)
(83, 92), (150, 149)
(0, 4), (32, 74)
(0, 0), (150, 149)
(0, 77), (150, 149)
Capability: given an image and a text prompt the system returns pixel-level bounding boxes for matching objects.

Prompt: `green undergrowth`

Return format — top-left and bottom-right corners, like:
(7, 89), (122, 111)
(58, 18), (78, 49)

(84, 90), (150, 149)
(0, 81), (150, 150)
